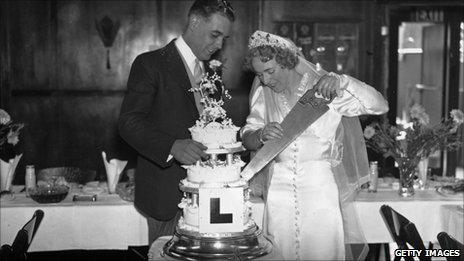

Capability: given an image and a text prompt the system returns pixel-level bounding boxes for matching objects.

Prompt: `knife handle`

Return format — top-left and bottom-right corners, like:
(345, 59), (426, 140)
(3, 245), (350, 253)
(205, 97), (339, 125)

(298, 88), (333, 108)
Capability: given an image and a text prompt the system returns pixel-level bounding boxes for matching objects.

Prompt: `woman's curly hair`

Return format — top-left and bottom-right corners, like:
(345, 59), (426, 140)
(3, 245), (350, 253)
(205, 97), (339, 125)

(244, 45), (299, 71)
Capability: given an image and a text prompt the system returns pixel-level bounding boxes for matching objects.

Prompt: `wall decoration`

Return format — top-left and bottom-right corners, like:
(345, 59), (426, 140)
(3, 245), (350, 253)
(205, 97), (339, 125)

(95, 16), (120, 69)
(274, 21), (359, 77)
(274, 22), (294, 40)
(296, 22), (313, 60)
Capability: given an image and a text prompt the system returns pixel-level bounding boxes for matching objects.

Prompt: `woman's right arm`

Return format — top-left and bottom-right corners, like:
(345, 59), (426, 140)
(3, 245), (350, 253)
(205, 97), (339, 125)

(241, 80), (266, 151)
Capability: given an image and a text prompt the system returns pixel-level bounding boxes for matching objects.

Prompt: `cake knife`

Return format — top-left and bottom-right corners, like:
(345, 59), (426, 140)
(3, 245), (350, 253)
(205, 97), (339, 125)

(240, 88), (333, 181)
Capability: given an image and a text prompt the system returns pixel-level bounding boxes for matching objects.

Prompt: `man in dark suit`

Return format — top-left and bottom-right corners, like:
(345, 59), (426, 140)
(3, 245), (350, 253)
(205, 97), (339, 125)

(119, 0), (234, 244)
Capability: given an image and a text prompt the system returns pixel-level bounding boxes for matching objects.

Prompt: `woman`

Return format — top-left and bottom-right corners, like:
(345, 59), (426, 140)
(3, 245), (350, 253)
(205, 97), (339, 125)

(241, 31), (389, 260)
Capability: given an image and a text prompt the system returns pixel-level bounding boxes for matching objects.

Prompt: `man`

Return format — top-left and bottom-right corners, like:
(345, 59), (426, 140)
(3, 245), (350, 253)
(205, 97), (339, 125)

(119, 0), (234, 244)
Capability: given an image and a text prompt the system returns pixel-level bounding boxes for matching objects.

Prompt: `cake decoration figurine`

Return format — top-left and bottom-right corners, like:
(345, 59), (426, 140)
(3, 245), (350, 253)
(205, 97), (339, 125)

(188, 59), (241, 150)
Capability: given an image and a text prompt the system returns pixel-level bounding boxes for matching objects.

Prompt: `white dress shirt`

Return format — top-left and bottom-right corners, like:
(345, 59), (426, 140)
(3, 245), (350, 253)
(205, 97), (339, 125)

(167, 36), (204, 162)
(175, 36), (204, 76)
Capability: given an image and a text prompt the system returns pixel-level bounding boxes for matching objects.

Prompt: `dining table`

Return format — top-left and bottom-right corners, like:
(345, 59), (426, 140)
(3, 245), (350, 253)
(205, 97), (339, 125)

(0, 184), (264, 252)
(355, 188), (463, 244)
(1, 182), (462, 253)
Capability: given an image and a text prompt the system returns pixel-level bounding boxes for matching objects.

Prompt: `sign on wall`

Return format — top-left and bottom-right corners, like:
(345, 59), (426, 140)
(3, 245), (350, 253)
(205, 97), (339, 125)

(199, 187), (243, 233)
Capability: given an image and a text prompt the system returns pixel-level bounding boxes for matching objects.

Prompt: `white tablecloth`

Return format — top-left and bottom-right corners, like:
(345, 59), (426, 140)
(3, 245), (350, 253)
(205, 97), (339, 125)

(1, 186), (462, 252)
(439, 204), (464, 243)
(355, 189), (463, 243)
(0, 189), (148, 251)
(0, 187), (264, 252)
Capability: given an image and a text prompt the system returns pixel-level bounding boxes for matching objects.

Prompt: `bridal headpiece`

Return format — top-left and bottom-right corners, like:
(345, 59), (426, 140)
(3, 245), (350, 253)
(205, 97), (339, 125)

(248, 30), (298, 54)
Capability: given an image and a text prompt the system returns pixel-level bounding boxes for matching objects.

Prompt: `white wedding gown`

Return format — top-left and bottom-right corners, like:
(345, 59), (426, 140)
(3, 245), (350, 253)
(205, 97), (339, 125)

(242, 71), (388, 260)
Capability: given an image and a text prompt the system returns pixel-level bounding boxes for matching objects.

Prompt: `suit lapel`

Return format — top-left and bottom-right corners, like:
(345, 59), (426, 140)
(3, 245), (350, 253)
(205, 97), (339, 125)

(163, 41), (197, 108)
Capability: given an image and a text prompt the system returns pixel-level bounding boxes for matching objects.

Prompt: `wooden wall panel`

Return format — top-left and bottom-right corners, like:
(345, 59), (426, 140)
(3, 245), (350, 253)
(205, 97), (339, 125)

(3, 0), (382, 183)
(4, 0), (259, 183)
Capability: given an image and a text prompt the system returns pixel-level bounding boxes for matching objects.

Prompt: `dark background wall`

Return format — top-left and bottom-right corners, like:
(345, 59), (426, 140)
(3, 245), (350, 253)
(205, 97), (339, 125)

(1, 0), (382, 183)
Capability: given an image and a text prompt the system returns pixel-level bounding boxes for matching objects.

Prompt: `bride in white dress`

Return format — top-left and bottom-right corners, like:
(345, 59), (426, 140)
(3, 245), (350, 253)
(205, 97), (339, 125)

(241, 31), (389, 260)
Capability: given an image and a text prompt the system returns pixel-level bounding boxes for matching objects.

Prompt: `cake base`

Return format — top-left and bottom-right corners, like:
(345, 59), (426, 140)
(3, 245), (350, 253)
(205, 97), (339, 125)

(162, 225), (272, 260)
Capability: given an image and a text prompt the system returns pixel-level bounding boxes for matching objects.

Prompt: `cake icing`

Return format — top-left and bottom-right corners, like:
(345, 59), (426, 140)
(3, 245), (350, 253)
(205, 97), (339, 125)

(189, 121), (239, 149)
(182, 155), (244, 184)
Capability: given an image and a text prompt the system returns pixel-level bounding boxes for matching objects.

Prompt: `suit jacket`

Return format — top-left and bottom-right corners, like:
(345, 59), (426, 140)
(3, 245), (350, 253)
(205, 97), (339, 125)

(119, 40), (199, 220)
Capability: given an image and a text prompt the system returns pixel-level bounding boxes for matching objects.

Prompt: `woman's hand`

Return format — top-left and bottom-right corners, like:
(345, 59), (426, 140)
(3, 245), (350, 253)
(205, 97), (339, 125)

(259, 122), (284, 143)
(314, 73), (341, 100)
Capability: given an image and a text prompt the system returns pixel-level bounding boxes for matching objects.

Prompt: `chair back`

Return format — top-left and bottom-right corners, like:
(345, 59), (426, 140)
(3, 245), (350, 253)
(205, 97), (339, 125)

(1, 209), (45, 260)
(380, 205), (430, 261)
(437, 232), (464, 261)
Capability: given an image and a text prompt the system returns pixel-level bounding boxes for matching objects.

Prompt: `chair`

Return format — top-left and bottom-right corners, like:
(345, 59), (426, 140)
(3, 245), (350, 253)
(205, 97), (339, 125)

(0, 209), (44, 261)
(127, 245), (148, 261)
(437, 232), (464, 261)
(379, 205), (430, 261)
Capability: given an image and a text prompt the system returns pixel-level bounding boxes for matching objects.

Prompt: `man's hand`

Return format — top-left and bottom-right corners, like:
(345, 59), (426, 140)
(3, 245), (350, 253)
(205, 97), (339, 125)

(170, 139), (208, 165)
(260, 122), (284, 143)
(314, 73), (341, 100)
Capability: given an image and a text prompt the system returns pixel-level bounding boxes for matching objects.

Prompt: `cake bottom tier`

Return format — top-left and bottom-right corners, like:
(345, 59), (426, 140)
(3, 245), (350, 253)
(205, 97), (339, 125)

(163, 225), (273, 260)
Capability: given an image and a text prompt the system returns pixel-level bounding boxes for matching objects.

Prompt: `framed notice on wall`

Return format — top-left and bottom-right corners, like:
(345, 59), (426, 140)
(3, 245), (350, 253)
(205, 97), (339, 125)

(198, 187), (243, 233)
(274, 21), (359, 77)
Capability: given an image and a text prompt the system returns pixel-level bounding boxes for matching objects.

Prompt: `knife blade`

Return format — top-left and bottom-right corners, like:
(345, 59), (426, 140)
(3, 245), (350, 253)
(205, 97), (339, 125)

(240, 88), (332, 181)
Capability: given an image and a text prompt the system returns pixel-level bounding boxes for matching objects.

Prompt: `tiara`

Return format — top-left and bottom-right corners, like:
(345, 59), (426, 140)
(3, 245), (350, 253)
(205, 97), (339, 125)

(248, 30), (298, 53)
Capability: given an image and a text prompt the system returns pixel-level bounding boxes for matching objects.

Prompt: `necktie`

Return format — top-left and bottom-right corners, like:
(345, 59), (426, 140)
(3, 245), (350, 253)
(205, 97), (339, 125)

(193, 59), (203, 86)
(193, 59), (203, 113)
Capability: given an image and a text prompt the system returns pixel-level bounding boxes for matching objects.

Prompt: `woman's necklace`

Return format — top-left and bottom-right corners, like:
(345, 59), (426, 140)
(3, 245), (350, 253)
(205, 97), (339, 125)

(280, 73), (310, 114)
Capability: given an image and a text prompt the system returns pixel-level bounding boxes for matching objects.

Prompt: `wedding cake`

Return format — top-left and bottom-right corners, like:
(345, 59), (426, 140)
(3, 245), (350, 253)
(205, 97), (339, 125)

(163, 60), (272, 260)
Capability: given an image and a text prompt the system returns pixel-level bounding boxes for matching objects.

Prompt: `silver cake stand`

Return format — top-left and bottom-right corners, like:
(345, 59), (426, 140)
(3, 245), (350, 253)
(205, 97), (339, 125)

(162, 225), (273, 260)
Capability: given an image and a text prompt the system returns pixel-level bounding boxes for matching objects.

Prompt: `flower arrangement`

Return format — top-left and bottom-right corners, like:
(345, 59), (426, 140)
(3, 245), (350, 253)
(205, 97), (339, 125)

(189, 59), (233, 127)
(363, 104), (463, 193)
(0, 109), (24, 149)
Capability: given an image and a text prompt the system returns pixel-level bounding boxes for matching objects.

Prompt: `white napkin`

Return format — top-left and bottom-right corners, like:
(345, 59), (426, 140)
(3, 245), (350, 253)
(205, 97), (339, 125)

(0, 154), (23, 192)
(101, 151), (127, 193)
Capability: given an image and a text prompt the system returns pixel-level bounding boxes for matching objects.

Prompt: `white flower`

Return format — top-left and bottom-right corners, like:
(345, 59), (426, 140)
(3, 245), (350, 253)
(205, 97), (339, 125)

(201, 82), (216, 91)
(417, 113), (430, 126)
(409, 103), (430, 126)
(363, 126), (376, 139)
(0, 109), (11, 125)
(409, 103), (425, 116)
(209, 59), (222, 69)
(450, 109), (464, 125)
(396, 117), (413, 129)
(7, 130), (19, 145)
(396, 130), (407, 141)
(203, 105), (226, 120)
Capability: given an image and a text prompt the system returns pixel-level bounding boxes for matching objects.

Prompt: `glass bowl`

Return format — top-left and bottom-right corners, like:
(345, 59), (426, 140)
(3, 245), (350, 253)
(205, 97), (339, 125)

(28, 185), (70, 204)
(37, 167), (97, 184)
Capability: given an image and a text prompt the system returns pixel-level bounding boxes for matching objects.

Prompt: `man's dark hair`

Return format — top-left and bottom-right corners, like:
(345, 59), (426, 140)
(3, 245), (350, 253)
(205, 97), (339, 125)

(188, 0), (235, 22)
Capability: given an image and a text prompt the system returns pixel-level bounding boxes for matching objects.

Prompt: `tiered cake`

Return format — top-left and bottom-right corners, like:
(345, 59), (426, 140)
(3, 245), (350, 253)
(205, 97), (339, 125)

(163, 60), (272, 260)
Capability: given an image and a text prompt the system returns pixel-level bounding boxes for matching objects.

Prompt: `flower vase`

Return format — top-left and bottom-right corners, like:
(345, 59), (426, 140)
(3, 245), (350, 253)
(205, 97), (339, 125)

(397, 158), (415, 197)
(417, 157), (429, 190)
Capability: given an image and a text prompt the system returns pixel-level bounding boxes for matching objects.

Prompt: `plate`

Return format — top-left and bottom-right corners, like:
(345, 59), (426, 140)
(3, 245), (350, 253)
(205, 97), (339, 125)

(436, 186), (464, 197)
(0, 190), (15, 201)
(82, 181), (106, 195)
(116, 182), (134, 202)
